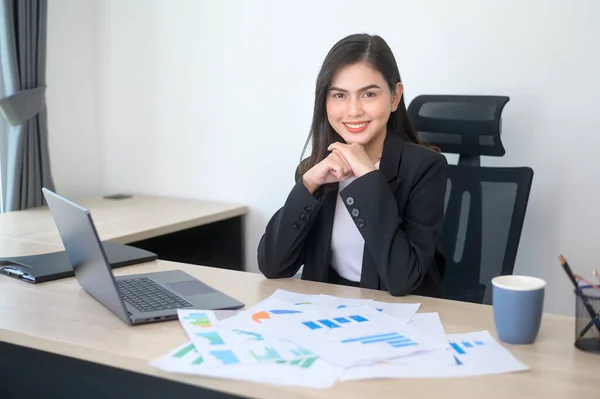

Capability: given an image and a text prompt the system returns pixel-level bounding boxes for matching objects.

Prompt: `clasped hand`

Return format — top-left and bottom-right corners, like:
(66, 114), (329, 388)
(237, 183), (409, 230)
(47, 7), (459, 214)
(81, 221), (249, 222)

(302, 143), (377, 194)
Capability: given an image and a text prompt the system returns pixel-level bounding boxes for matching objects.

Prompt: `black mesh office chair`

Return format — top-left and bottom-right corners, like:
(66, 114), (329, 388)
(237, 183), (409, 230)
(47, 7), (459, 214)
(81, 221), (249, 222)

(408, 95), (534, 304)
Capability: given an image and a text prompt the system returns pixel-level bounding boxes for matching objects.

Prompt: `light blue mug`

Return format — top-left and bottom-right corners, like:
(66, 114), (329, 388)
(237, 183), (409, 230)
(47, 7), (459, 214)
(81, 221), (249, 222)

(491, 275), (546, 344)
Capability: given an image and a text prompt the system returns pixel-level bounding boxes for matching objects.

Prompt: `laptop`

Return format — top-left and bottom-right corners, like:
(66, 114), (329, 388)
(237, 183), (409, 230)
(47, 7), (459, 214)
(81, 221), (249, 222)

(42, 188), (245, 325)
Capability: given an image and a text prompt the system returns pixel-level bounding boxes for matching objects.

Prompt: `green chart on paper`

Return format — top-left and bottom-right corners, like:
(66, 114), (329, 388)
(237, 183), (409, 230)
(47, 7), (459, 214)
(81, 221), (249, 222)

(273, 347), (318, 369)
(275, 356), (318, 369)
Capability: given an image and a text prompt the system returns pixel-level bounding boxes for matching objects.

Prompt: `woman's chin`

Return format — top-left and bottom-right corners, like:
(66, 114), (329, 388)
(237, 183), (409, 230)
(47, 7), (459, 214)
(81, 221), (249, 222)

(338, 133), (370, 146)
(343, 137), (370, 146)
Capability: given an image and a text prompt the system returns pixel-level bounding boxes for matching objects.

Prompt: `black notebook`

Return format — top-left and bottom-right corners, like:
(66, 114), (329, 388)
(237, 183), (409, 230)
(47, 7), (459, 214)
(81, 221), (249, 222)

(0, 241), (157, 283)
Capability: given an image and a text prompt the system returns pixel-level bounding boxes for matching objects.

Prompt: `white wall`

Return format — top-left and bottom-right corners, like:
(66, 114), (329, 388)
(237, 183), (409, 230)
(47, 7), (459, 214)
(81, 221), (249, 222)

(46, 0), (102, 197)
(92, 0), (600, 315)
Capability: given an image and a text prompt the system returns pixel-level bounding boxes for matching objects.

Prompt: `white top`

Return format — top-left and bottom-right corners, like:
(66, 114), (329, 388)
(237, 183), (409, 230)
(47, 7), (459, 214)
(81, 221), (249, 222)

(330, 162), (380, 282)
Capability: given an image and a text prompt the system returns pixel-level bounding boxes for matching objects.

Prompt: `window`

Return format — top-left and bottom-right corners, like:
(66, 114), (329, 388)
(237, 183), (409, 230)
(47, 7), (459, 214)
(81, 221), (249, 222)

(0, 54), (6, 213)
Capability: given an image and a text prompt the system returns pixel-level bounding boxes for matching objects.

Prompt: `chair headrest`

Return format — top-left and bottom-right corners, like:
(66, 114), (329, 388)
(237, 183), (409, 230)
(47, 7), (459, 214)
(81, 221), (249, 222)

(407, 95), (509, 158)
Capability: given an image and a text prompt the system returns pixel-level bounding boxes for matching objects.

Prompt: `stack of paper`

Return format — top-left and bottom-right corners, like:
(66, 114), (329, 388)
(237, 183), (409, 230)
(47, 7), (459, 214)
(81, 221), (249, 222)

(150, 289), (529, 389)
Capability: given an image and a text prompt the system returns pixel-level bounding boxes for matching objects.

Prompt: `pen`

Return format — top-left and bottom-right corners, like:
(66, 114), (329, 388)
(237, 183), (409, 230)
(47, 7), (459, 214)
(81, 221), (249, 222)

(558, 255), (600, 336)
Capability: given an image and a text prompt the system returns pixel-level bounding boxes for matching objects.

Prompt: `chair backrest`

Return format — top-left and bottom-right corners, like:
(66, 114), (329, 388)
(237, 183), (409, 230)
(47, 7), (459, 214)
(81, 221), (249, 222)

(441, 165), (534, 304)
(407, 95), (509, 166)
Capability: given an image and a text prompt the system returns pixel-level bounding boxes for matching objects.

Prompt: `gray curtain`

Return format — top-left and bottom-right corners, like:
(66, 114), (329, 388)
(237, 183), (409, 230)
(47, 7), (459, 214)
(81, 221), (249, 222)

(0, 0), (54, 212)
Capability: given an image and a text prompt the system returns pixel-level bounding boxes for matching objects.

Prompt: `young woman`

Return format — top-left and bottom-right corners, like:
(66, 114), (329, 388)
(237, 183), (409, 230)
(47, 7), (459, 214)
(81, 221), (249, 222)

(257, 34), (448, 297)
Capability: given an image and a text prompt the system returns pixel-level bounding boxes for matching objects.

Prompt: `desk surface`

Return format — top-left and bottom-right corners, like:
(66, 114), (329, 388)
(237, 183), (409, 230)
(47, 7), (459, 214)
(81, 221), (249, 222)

(0, 195), (248, 256)
(0, 261), (597, 399)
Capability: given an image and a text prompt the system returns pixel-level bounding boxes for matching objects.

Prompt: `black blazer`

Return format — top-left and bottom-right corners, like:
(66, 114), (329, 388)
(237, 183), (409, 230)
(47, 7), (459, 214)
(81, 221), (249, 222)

(257, 133), (449, 297)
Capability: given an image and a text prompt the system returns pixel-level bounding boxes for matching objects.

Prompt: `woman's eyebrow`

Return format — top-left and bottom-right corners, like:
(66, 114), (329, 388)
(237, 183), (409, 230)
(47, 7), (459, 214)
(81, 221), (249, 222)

(329, 84), (382, 92)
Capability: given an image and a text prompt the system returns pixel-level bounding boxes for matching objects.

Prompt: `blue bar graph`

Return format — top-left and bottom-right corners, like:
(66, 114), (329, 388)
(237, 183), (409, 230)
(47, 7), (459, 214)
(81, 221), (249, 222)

(210, 350), (239, 365)
(341, 332), (399, 343)
(302, 321), (322, 330)
(341, 332), (418, 349)
(450, 342), (466, 355)
(302, 314), (370, 330)
(387, 338), (412, 345)
(334, 317), (351, 323)
(392, 342), (418, 348)
(318, 319), (340, 328)
(450, 339), (486, 355)
(361, 333), (403, 344)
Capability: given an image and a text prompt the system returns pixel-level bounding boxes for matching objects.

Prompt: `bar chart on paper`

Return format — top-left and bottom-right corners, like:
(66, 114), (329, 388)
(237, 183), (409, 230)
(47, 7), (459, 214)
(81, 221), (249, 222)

(441, 332), (530, 373)
(250, 346), (282, 361)
(210, 350), (240, 365)
(341, 332), (418, 349)
(269, 308), (449, 367)
(302, 315), (369, 330)
(173, 343), (196, 358)
(165, 342), (205, 366)
(448, 337), (486, 365)
(449, 338), (485, 355)
(196, 331), (225, 345)
(169, 338), (243, 366)
(181, 312), (213, 328)
(275, 356), (318, 369)
(274, 346), (318, 369)
(233, 329), (264, 341)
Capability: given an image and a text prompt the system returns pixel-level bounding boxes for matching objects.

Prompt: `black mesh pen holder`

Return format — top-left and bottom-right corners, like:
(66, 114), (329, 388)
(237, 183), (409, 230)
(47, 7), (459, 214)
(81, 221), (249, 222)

(574, 286), (600, 353)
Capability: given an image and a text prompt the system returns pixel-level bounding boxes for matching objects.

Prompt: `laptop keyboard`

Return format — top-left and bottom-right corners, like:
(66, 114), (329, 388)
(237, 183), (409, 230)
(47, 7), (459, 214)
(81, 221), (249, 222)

(117, 277), (192, 313)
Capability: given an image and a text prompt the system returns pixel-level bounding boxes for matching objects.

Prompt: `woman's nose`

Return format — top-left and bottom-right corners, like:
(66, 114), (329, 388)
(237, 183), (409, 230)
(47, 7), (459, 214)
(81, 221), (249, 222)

(346, 97), (364, 117)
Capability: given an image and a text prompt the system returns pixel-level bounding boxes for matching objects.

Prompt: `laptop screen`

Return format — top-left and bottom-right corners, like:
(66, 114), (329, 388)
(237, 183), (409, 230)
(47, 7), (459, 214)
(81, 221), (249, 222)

(43, 188), (131, 324)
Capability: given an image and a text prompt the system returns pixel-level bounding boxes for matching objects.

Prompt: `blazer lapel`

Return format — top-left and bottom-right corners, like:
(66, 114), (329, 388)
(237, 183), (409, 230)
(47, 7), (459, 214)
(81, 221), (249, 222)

(379, 132), (405, 186)
(360, 133), (405, 290)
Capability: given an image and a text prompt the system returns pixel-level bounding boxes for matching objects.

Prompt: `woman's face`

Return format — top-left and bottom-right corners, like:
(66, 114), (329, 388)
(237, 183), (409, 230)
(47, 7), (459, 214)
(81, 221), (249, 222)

(326, 62), (402, 149)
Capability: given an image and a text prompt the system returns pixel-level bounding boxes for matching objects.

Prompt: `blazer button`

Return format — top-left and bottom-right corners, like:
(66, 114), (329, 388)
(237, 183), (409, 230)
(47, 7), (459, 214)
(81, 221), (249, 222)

(304, 205), (311, 213)
(292, 222), (300, 230)
(299, 213), (307, 222)
(351, 208), (360, 217)
(356, 218), (365, 228)
(346, 197), (354, 206)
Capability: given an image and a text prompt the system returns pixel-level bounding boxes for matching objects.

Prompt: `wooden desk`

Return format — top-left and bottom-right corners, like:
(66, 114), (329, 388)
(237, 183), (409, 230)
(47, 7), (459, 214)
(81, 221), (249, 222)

(0, 195), (248, 270)
(0, 261), (597, 399)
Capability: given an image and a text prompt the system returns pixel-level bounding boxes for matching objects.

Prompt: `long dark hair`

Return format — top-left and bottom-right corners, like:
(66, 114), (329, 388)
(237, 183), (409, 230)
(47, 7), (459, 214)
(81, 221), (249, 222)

(299, 33), (427, 174)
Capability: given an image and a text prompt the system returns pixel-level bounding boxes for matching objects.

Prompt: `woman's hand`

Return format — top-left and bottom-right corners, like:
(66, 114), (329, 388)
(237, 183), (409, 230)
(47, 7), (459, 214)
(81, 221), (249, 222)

(327, 142), (377, 178)
(302, 150), (353, 194)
